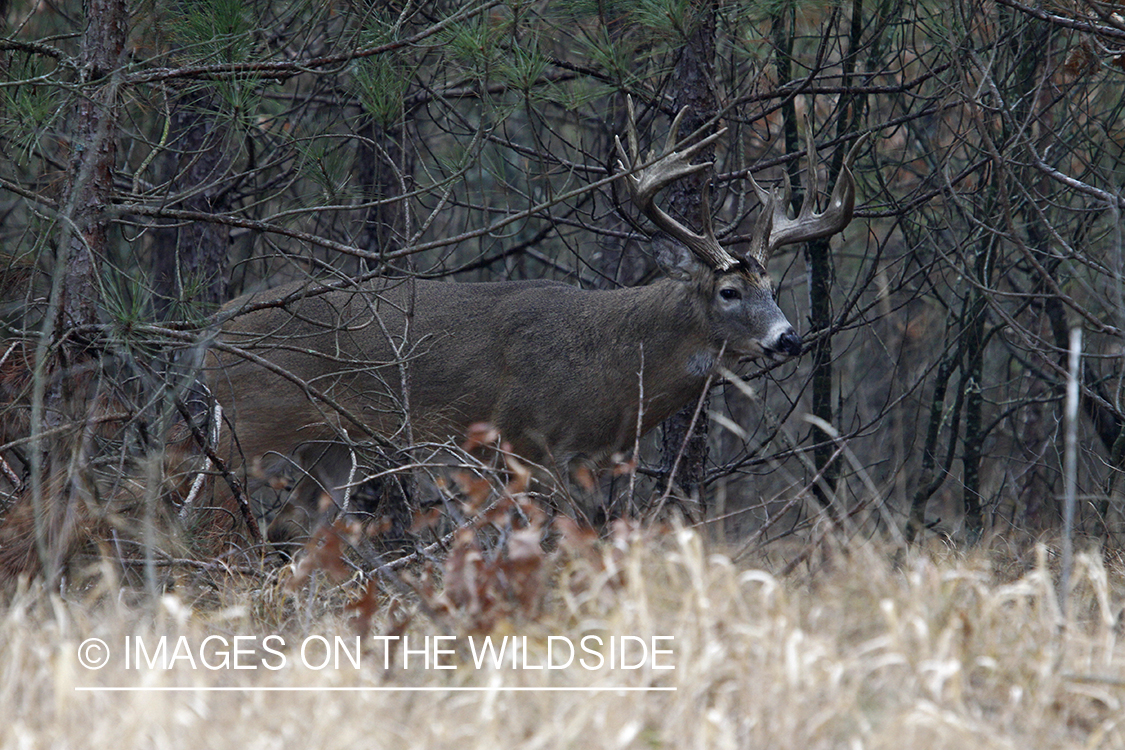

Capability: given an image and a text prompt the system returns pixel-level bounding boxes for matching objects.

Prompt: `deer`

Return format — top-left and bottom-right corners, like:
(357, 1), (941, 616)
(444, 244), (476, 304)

(202, 101), (861, 540)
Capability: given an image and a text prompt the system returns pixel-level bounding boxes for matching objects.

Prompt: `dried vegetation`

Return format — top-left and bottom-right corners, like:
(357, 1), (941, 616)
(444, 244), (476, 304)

(3, 528), (1124, 749)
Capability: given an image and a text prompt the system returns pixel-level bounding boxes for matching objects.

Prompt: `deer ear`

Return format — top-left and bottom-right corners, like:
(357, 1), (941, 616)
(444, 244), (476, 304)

(653, 233), (703, 280)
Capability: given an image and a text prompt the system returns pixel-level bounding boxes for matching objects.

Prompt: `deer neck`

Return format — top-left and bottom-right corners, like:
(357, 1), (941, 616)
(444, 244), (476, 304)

(618, 279), (722, 430)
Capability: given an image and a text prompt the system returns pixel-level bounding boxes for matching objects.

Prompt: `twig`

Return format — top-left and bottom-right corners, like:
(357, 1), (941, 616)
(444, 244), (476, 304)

(627, 344), (645, 514)
(652, 342), (726, 518)
(1060, 326), (1082, 619)
(172, 396), (262, 546)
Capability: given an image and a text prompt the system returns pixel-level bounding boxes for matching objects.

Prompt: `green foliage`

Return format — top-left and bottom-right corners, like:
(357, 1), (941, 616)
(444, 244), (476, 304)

(0, 56), (63, 161)
(354, 53), (410, 128)
(570, 25), (646, 87)
(99, 254), (150, 333)
(440, 18), (505, 80)
(555, 0), (713, 39)
(544, 77), (612, 111)
(496, 41), (549, 94)
(553, 0), (632, 20)
(294, 136), (354, 203)
(170, 0), (256, 65)
(165, 0), (263, 126)
(352, 15), (412, 128)
(629, 0), (702, 40)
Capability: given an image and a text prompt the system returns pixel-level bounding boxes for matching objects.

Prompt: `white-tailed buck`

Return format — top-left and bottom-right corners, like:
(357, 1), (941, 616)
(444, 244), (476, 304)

(205, 101), (861, 536)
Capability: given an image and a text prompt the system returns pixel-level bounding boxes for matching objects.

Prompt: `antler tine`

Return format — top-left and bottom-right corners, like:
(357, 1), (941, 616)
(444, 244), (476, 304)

(623, 95), (641, 168)
(745, 190), (776, 266)
(746, 122), (864, 265)
(664, 104), (689, 156)
(614, 96), (738, 271)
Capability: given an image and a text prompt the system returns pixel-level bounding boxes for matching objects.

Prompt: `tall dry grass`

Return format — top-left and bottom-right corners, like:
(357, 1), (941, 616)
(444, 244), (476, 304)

(2, 530), (1123, 749)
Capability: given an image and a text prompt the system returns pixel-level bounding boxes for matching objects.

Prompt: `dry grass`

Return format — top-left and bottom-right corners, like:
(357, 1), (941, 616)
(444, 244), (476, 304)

(3, 530), (1124, 749)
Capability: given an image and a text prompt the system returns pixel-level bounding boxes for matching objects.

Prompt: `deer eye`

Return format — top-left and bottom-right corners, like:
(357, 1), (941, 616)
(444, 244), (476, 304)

(719, 287), (741, 301)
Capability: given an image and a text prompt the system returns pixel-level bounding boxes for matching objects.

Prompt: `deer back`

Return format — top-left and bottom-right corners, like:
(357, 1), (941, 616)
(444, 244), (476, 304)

(208, 274), (729, 477)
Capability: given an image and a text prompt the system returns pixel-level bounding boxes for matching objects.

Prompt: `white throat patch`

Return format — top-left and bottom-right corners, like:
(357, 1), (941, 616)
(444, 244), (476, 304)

(686, 351), (717, 378)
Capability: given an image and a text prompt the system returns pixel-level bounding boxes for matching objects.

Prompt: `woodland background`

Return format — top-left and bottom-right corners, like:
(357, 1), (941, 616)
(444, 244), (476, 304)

(1, 0), (1125, 580)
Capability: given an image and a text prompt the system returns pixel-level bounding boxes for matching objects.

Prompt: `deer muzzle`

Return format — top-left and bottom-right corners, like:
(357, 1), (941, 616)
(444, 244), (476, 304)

(768, 329), (803, 358)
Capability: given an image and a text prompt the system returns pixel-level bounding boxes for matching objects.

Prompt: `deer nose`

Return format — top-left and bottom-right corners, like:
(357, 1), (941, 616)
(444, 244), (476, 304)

(777, 330), (803, 356)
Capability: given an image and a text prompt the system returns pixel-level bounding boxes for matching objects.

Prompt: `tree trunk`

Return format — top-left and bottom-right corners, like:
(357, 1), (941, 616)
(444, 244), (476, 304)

(27, 0), (126, 582)
(658, 0), (718, 513)
(57, 0), (124, 339)
(357, 119), (412, 261)
(151, 85), (232, 320)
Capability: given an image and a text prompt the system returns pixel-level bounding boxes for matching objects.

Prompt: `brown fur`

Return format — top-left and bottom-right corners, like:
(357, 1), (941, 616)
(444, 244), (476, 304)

(207, 258), (800, 532)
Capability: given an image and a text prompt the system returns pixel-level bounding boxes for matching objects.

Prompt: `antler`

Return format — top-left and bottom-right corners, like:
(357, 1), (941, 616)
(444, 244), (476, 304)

(615, 97), (739, 271)
(746, 118), (864, 266)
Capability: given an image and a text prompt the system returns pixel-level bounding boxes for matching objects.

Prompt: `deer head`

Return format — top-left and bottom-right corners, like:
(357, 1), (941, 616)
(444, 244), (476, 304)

(615, 96), (861, 361)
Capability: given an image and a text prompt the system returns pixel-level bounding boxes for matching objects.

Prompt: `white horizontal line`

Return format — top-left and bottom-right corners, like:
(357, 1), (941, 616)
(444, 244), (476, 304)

(74, 686), (676, 693)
